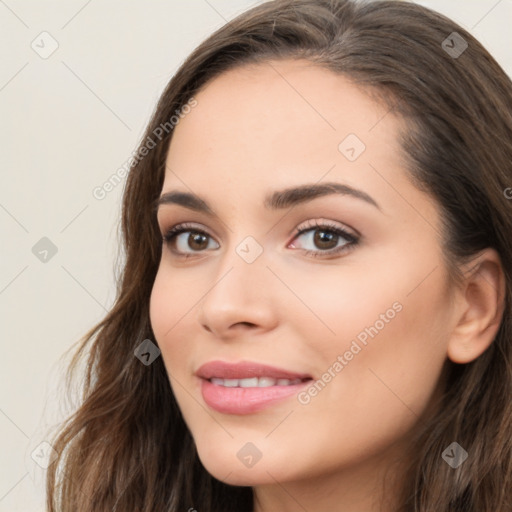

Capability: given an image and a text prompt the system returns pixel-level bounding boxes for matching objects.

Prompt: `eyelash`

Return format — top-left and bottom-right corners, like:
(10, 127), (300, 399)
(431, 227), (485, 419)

(162, 220), (359, 260)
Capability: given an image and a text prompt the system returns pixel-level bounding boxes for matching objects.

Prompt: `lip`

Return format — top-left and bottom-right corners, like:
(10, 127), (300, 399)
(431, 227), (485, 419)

(195, 360), (313, 415)
(195, 360), (312, 380)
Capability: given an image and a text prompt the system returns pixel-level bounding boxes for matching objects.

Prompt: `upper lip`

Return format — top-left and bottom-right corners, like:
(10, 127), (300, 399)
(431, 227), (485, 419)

(195, 360), (312, 380)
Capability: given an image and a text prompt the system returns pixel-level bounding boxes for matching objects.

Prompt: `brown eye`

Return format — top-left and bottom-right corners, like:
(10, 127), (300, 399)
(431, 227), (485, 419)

(187, 232), (209, 251)
(163, 224), (219, 256)
(312, 229), (339, 250)
(290, 221), (359, 258)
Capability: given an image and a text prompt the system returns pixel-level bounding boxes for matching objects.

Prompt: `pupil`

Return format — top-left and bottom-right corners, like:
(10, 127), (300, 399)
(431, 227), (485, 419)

(190, 233), (208, 250)
(314, 230), (337, 249)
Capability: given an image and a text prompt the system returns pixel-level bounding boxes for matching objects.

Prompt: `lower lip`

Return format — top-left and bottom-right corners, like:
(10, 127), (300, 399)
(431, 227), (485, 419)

(200, 378), (311, 414)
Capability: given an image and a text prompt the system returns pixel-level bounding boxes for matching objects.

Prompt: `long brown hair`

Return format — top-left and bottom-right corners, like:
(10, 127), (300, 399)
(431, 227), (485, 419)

(46, 1), (512, 510)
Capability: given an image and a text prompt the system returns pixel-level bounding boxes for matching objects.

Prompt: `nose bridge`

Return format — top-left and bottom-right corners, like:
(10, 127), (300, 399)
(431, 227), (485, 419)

(208, 231), (268, 302)
(197, 230), (275, 334)
(214, 210), (269, 272)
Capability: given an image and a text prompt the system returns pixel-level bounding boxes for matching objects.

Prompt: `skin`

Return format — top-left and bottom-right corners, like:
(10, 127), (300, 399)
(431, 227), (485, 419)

(149, 59), (505, 512)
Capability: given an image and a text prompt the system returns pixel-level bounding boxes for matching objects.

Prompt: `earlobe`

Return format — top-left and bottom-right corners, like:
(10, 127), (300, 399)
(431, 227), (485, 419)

(446, 248), (506, 364)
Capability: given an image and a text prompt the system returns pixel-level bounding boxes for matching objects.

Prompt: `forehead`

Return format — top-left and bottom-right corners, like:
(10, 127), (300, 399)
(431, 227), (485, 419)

(163, 58), (407, 207)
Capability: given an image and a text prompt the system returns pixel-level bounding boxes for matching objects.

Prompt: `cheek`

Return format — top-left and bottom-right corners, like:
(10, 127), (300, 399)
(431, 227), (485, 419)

(290, 255), (450, 445)
(149, 264), (199, 338)
(149, 267), (195, 371)
(149, 267), (202, 427)
(149, 269), (172, 344)
(307, 266), (450, 433)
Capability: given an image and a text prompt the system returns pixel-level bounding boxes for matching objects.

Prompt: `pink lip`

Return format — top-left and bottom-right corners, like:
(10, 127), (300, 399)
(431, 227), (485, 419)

(195, 360), (313, 415)
(195, 360), (312, 380)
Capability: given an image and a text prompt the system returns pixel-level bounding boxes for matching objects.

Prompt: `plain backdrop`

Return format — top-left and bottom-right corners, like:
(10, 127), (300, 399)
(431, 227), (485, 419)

(1, 0), (511, 510)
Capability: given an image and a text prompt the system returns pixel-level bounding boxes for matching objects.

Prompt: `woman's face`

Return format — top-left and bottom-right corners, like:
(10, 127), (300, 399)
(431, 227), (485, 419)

(150, 59), (458, 498)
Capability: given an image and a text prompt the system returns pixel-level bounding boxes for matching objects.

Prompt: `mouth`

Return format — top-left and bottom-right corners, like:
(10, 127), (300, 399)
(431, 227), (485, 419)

(195, 360), (314, 414)
(195, 360), (313, 381)
(208, 376), (309, 387)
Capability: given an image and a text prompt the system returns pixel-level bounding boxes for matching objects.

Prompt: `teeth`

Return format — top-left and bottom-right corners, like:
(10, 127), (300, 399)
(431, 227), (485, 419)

(258, 377), (276, 387)
(239, 378), (258, 387)
(210, 377), (303, 387)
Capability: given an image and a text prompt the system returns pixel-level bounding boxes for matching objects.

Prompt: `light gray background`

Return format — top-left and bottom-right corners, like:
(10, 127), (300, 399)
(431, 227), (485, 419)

(1, 0), (511, 510)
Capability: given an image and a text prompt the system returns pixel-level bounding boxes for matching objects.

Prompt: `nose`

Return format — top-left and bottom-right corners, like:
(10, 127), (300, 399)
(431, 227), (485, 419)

(196, 243), (278, 339)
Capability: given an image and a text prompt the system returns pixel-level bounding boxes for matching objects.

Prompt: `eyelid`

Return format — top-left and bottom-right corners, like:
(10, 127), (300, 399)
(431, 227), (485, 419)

(162, 219), (222, 241)
(162, 221), (215, 243)
(160, 219), (357, 239)
(293, 218), (358, 238)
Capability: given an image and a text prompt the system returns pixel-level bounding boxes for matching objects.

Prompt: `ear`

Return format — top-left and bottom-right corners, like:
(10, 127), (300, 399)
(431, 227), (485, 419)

(447, 248), (506, 364)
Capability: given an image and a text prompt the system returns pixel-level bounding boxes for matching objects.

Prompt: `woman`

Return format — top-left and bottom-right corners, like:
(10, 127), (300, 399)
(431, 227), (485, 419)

(46, 0), (512, 510)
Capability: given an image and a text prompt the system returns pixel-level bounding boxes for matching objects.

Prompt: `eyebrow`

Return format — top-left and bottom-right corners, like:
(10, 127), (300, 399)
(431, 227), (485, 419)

(154, 182), (381, 216)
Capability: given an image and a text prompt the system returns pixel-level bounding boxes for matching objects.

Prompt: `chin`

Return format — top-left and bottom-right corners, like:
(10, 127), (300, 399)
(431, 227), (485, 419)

(195, 442), (285, 486)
